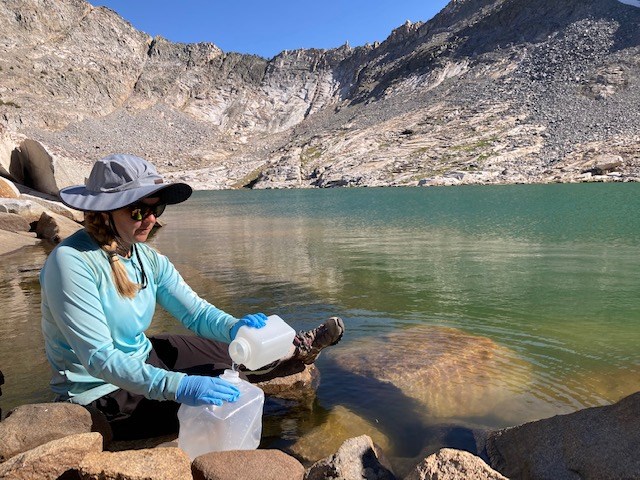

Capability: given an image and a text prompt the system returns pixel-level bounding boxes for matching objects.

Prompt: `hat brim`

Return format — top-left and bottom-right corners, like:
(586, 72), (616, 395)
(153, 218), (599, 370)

(59, 182), (193, 212)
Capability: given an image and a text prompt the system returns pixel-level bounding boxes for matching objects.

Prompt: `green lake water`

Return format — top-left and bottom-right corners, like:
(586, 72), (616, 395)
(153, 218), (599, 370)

(1, 183), (639, 467)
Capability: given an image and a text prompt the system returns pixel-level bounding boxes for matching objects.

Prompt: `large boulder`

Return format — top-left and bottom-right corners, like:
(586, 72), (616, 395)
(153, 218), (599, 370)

(328, 325), (532, 420)
(0, 403), (110, 461)
(35, 210), (82, 243)
(10, 139), (89, 196)
(580, 154), (624, 176)
(405, 448), (507, 480)
(0, 127), (23, 181)
(305, 435), (396, 480)
(10, 139), (57, 196)
(0, 432), (103, 480)
(192, 449), (305, 480)
(486, 391), (640, 480)
(79, 447), (192, 480)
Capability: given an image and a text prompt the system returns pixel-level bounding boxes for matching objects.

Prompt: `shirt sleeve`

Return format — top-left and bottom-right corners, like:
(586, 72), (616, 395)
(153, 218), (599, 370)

(42, 247), (185, 401)
(153, 252), (238, 344)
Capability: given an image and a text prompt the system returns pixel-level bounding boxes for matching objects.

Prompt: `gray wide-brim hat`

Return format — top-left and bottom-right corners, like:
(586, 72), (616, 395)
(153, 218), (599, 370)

(59, 154), (192, 212)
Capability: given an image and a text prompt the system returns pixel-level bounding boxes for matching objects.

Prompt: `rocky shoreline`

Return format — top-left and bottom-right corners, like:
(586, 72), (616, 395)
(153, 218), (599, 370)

(1, 371), (638, 479)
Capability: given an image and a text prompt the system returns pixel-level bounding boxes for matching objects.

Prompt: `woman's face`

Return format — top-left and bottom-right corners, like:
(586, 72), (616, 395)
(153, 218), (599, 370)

(109, 197), (163, 246)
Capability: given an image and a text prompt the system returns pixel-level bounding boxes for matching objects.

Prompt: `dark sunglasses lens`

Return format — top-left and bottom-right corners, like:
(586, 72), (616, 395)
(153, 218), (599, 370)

(129, 203), (166, 220)
(153, 203), (166, 218)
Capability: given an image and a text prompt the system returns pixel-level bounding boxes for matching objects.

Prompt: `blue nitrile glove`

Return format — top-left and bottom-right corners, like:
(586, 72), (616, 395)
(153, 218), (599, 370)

(229, 312), (268, 340)
(176, 375), (240, 407)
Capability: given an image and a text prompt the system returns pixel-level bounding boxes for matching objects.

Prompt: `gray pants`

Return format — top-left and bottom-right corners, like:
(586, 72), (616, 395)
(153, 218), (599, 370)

(87, 334), (304, 440)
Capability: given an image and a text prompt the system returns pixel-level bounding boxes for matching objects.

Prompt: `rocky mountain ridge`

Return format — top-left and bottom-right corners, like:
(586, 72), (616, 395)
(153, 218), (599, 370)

(0, 0), (639, 190)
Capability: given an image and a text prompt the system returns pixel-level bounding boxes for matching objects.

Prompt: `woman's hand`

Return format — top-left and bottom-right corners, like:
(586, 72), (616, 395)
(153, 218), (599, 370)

(176, 375), (240, 406)
(229, 312), (268, 340)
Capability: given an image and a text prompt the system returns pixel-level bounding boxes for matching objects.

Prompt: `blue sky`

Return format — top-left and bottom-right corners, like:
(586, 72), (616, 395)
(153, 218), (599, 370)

(89, 1), (451, 59)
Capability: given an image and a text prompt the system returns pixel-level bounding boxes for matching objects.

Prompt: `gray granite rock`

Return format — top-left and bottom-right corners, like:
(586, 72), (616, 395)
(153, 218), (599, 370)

(486, 391), (640, 480)
(12, 139), (89, 194)
(305, 434), (396, 480)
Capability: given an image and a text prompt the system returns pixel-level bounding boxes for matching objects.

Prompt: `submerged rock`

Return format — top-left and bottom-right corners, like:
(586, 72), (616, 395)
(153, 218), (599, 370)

(558, 364), (640, 406)
(289, 405), (391, 464)
(328, 325), (532, 420)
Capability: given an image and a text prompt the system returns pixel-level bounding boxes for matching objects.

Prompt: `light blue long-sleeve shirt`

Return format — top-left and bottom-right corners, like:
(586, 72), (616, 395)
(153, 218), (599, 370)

(40, 229), (238, 405)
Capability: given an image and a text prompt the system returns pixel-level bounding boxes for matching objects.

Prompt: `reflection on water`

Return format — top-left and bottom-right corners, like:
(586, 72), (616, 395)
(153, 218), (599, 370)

(1, 184), (639, 466)
(0, 245), (53, 413)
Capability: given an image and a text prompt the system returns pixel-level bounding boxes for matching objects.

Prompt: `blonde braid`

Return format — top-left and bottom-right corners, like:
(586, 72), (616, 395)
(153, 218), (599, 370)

(84, 212), (140, 299)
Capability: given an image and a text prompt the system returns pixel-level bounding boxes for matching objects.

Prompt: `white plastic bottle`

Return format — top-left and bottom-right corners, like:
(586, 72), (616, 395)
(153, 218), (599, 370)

(228, 314), (296, 370)
(177, 369), (265, 460)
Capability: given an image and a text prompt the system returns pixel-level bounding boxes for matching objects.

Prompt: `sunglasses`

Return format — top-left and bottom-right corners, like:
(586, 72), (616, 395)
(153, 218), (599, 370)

(126, 202), (166, 221)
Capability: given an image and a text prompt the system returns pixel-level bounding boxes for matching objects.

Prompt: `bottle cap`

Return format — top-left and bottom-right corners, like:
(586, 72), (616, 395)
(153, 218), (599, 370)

(221, 369), (241, 382)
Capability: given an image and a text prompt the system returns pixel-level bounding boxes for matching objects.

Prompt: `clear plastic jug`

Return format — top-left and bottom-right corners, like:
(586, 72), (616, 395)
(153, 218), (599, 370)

(177, 369), (265, 460)
(228, 314), (296, 370)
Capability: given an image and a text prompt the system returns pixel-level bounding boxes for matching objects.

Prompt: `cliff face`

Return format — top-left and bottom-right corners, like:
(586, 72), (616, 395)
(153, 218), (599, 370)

(0, 0), (639, 189)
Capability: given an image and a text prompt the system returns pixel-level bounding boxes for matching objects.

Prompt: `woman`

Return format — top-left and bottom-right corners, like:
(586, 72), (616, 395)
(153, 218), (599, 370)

(40, 153), (344, 439)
